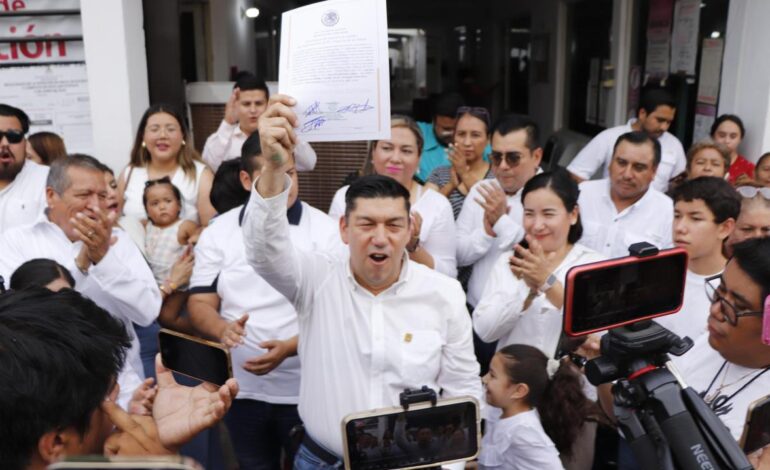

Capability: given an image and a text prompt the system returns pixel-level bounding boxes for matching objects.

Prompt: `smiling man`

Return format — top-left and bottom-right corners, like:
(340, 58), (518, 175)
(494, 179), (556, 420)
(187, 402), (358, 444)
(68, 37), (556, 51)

(578, 131), (674, 258)
(0, 104), (50, 233)
(241, 95), (481, 467)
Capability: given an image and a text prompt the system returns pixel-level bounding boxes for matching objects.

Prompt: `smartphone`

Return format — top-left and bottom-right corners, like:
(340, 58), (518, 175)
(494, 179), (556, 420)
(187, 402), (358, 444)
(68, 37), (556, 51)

(562, 248), (688, 336)
(158, 329), (232, 386)
(739, 395), (770, 454)
(48, 455), (202, 469)
(763, 295), (770, 346)
(341, 397), (480, 470)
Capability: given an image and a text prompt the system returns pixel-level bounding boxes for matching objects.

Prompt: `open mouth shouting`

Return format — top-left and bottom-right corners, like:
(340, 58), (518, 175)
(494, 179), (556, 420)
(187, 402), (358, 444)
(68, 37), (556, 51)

(0, 148), (15, 165)
(369, 253), (389, 265)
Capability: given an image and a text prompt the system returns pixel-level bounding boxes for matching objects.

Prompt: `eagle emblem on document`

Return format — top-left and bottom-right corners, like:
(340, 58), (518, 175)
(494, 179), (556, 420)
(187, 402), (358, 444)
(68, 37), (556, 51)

(321, 10), (339, 27)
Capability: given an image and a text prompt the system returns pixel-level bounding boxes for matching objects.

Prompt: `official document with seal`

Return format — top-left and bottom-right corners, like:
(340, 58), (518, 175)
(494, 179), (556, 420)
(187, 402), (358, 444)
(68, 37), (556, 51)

(278, 0), (390, 142)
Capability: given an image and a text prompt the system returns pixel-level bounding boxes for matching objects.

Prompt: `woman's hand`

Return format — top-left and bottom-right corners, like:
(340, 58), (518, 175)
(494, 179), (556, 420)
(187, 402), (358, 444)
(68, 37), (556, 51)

(509, 236), (558, 291)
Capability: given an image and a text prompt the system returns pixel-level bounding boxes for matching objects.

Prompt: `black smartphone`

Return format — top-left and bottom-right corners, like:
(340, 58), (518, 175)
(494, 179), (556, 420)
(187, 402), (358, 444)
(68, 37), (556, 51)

(341, 397), (480, 470)
(562, 248), (688, 336)
(740, 395), (770, 454)
(158, 329), (232, 386)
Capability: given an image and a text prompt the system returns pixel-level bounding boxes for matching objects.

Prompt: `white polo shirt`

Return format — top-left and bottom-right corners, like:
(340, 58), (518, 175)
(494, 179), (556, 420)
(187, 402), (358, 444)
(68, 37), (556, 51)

(566, 119), (686, 193)
(0, 159), (48, 234)
(241, 176), (482, 457)
(578, 179), (673, 259)
(479, 408), (564, 470)
(190, 200), (343, 404)
(202, 120), (317, 173)
(456, 179), (527, 307)
(329, 184), (458, 278)
(655, 269), (717, 343)
(0, 215), (161, 377)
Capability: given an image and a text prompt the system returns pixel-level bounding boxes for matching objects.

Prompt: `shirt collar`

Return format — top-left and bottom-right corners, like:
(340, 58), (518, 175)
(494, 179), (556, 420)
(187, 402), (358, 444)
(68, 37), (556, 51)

(420, 122), (443, 152)
(238, 198), (303, 227)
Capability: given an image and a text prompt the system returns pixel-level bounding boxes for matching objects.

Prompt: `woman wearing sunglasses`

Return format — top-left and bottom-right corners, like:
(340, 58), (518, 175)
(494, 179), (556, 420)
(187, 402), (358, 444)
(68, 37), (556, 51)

(725, 186), (770, 256)
(425, 106), (494, 219)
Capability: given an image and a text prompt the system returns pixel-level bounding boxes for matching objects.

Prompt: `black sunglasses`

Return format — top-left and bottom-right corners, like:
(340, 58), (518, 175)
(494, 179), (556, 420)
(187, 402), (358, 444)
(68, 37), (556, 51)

(490, 150), (523, 167)
(0, 129), (25, 144)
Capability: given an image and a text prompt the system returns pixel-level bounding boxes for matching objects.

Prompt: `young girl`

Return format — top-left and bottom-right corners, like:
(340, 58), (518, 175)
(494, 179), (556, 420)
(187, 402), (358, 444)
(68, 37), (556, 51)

(480, 344), (599, 470)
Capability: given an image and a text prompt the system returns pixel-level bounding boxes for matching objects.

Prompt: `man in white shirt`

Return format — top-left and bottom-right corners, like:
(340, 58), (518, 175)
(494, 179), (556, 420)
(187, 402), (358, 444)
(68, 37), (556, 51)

(567, 88), (685, 192)
(188, 132), (341, 469)
(578, 131), (674, 258)
(456, 115), (542, 309)
(0, 154), (161, 377)
(0, 104), (49, 233)
(656, 177), (740, 342)
(242, 95), (482, 466)
(201, 73), (316, 173)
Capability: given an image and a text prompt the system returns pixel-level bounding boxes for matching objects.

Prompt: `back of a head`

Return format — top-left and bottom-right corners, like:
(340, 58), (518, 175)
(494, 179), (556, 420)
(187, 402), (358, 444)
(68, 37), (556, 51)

(670, 176), (741, 223)
(731, 237), (770, 301)
(235, 73), (269, 98)
(10, 258), (75, 290)
(210, 159), (249, 214)
(614, 131), (662, 167)
(47, 153), (105, 195)
(0, 103), (30, 134)
(0, 289), (130, 470)
(28, 131), (67, 165)
(344, 174), (411, 220)
(433, 92), (465, 118)
(639, 87), (676, 115)
(492, 114), (540, 150)
(240, 131), (263, 174)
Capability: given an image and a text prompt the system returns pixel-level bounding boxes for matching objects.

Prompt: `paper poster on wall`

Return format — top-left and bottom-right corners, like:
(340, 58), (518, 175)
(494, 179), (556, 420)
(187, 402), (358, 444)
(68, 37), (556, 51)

(696, 38), (724, 105)
(0, 0), (80, 12)
(645, 0), (673, 79)
(692, 103), (716, 143)
(0, 64), (92, 154)
(670, 0), (700, 75)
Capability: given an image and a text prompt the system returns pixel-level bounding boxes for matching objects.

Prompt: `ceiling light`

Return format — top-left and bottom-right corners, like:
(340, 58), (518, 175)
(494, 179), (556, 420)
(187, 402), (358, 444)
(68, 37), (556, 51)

(245, 7), (260, 18)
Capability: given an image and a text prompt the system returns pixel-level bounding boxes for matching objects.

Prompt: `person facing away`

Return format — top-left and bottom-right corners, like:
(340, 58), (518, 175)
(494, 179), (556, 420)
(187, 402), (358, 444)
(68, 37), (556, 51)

(241, 93), (482, 467)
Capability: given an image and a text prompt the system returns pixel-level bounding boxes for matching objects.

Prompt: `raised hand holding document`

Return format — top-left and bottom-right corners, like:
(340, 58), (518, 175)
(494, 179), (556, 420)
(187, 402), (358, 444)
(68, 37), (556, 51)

(278, 0), (391, 142)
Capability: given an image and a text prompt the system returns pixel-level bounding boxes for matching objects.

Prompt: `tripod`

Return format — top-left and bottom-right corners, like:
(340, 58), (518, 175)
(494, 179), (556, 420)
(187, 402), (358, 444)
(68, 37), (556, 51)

(586, 321), (753, 470)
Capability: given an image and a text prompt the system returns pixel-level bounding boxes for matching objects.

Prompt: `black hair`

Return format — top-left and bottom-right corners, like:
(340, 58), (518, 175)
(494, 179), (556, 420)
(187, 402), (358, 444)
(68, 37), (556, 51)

(240, 131), (263, 175)
(613, 131), (662, 167)
(234, 73), (270, 99)
(10, 258), (76, 290)
(491, 113), (540, 150)
(142, 176), (183, 210)
(638, 87), (676, 115)
(0, 289), (130, 470)
(497, 344), (598, 457)
(210, 159), (249, 214)
(670, 176), (741, 224)
(0, 103), (30, 134)
(730, 237), (770, 304)
(520, 169), (583, 244)
(710, 114), (746, 139)
(344, 174), (410, 220)
(433, 92), (465, 118)
(757, 152), (770, 170)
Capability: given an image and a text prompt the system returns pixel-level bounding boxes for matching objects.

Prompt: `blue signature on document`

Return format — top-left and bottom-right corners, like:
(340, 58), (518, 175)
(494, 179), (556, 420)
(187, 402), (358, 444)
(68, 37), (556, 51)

(303, 101), (322, 117)
(300, 116), (327, 133)
(337, 99), (375, 114)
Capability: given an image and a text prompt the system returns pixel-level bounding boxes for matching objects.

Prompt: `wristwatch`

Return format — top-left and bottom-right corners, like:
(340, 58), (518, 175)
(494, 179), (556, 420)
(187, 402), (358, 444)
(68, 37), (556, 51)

(538, 273), (557, 294)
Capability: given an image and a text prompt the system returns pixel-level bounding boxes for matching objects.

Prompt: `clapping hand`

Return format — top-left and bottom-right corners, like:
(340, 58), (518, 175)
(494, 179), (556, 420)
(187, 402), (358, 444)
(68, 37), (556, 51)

(475, 182), (508, 237)
(72, 208), (118, 267)
(509, 236), (557, 291)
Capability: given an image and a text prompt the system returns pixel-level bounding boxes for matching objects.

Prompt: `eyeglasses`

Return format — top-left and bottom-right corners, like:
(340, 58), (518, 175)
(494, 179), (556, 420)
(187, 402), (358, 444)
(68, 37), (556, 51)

(704, 274), (764, 326)
(736, 186), (770, 200)
(490, 150), (523, 167)
(456, 106), (491, 128)
(0, 129), (25, 144)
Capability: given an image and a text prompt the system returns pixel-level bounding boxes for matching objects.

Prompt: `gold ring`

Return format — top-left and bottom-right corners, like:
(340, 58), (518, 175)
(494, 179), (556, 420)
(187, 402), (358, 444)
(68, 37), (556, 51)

(87, 230), (95, 239)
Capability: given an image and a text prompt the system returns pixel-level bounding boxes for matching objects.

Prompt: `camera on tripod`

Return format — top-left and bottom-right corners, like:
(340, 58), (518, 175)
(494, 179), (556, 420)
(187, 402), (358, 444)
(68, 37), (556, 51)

(561, 242), (753, 470)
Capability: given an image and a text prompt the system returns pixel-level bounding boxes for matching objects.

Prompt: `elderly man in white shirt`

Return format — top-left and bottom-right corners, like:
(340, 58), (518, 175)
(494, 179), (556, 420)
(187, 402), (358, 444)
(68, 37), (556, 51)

(0, 104), (49, 233)
(189, 133), (343, 469)
(242, 95), (482, 467)
(578, 131), (674, 259)
(0, 154), (161, 378)
(202, 74), (316, 173)
(567, 88), (685, 193)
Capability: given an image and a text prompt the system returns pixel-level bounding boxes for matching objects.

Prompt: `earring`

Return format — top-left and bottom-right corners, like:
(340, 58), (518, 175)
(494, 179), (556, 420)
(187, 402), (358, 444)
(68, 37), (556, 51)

(141, 141), (146, 148)
(182, 140), (186, 146)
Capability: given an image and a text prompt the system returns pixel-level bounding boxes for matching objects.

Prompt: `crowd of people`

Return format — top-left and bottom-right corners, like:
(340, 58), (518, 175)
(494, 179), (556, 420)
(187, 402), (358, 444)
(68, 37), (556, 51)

(1, 75), (770, 470)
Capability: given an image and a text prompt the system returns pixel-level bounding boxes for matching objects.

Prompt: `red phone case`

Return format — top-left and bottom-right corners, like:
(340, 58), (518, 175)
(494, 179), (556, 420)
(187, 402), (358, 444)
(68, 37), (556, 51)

(763, 295), (770, 346)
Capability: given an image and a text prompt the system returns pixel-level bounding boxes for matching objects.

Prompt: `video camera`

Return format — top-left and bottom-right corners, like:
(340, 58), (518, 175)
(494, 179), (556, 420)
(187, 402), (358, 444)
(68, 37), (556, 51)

(562, 242), (752, 470)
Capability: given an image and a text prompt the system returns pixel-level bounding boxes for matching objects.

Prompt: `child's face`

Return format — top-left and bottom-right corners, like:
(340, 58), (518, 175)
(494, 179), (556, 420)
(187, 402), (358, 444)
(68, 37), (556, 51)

(482, 353), (520, 409)
(145, 184), (181, 227)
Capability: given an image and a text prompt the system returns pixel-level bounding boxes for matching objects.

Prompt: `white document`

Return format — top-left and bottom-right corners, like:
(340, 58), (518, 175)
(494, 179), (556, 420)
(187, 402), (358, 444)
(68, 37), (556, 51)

(278, 0), (390, 142)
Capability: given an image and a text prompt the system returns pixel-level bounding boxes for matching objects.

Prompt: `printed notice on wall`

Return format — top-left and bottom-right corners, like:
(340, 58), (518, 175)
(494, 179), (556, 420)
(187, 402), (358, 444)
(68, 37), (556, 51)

(670, 0), (700, 75)
(278, 0), (390, 142)
(0, 63), (92, 153)
(645, 0), (673, 80)
(696, 38), (724, 105)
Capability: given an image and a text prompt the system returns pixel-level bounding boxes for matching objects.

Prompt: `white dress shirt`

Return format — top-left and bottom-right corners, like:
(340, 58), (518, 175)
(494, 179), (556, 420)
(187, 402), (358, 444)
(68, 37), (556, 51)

(456, 179), (527, 307)
(0, 215), (161, 376)
(241, 176), (482, 457)
(478, 408), (564, 470)
(566, 119), (686, 193)
(202, 120), (316, 173)
(190, 200), (343, 404)
(0, 159), (48, 234)
(473, 244), (605, 358)
(655, 269), (717, 343)
(328, 184), (458, 278)
(578, 179), (673, 259)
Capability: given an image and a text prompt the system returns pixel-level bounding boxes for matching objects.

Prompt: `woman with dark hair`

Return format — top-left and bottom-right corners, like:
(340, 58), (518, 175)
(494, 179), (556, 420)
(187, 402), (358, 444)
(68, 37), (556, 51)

(9, 258), (75, 291)
(118, 104), (216, 226)
(473, 169), (605, 359)
(711, 114), (754, 184)
(26, 131), (67, 165)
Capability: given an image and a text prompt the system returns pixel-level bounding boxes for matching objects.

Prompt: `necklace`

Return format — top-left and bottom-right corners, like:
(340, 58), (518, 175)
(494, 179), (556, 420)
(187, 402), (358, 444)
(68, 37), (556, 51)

(703, 361), (770, 406)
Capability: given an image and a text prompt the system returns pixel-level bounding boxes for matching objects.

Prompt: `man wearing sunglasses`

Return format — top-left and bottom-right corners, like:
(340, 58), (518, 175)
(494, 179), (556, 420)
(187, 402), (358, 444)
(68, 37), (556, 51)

(0, 103), (49, 233)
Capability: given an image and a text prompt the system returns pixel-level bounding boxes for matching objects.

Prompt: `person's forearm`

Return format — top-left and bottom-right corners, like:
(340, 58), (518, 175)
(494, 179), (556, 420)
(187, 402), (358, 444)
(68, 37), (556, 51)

(408, 246), (435, 269)
(544, 282), (564, 309)
(159, 293), (196, 335)
(256, 167), (288, 199)
(187, 297), (228, 341)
